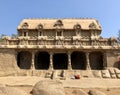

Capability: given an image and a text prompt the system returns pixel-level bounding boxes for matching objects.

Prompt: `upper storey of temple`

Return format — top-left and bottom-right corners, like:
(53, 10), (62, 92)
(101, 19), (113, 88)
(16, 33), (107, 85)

(17, 18), (101, 31)
(1, 18), (119, 49)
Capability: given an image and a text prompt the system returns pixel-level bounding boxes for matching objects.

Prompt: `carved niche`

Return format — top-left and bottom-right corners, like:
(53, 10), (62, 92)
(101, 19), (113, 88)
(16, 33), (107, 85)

(37, 23), (43, 30)
(22, 22), (29, 29)
(89, 22), (96, 29)
(37, 24), (43, 37)
(54, 20), (64, 45)
(74, 23), (81, 36)
(54, 20), (63, 28)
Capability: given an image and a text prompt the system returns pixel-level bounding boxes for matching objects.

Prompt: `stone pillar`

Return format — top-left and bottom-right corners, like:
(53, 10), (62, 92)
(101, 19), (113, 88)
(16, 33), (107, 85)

(49, 52), (53, 70)
(79, 30), (81, 37)
(103, 53), (107, 69)
(38, 31), (40, 36)
(31, 51), (35, 70)
(26, 31), (28, 36)
(38, 30), (42, 36)
(86, 52), (91, 70)
(68, 52), (72, 70)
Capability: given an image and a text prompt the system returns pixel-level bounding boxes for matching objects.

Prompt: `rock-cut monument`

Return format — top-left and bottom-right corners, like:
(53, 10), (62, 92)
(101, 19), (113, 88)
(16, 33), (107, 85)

(0, 18), (120, 79)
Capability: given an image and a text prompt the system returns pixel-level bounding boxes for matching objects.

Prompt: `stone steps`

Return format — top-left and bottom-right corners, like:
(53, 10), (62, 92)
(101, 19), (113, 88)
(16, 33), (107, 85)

(16, 69), (120, 79)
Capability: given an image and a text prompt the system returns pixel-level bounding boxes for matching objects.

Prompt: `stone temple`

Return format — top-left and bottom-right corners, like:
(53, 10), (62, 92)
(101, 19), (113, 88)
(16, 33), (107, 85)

(0, 18), (120, 78)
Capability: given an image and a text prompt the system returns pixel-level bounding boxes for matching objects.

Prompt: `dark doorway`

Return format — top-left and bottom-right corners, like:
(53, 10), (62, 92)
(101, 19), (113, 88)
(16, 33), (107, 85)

(35, 52), (50, 70)
(71, 51), (86, 70)
(89, 52), (103, 70)
(53, 53), (68, 69)
(17, 51), (32, 69)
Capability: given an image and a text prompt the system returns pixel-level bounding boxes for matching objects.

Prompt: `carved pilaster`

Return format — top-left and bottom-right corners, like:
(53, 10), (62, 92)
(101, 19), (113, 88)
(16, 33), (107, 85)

(25, 38), (28, 45)
(103, 53), (107, 69)
(86, 52), (91, 70)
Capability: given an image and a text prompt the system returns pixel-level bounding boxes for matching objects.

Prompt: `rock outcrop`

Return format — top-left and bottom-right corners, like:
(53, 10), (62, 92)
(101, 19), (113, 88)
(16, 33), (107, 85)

(0, 85), (27, 95)
(72, 89), (88, 95)
(32, 80), (65, 95)
(88, 89), (106, 95)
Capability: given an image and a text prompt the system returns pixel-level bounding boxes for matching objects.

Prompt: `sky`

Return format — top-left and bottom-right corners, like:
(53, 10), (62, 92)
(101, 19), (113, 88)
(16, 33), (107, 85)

(0, 0), (120, 38)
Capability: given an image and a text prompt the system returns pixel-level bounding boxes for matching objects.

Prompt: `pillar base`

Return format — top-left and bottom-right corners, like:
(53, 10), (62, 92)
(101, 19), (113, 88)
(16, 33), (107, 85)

(86, 65), (91, 70)
(31, 64), (35, 70)
(49, 64), (53, 70)
(68, 64), (72, 70)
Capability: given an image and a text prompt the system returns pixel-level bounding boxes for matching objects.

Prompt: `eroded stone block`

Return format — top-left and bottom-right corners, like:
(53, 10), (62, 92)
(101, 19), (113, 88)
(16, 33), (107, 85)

(101, 70), (111, 78)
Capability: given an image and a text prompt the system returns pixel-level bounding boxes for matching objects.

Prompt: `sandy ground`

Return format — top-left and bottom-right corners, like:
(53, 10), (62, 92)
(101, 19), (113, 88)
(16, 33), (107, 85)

(0, 77), (120, 95)
(11, 86), (120, 95)
(65, 87), (120, 95)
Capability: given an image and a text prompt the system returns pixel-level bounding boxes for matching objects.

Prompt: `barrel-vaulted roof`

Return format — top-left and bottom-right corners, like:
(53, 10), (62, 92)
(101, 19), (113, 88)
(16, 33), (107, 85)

(17, 18), (102, 30)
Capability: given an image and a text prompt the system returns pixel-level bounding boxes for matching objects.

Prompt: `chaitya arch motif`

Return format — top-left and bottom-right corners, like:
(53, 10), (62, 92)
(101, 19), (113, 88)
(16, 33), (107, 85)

(22, 22), (29, 29)
(89, 22), (96, 29)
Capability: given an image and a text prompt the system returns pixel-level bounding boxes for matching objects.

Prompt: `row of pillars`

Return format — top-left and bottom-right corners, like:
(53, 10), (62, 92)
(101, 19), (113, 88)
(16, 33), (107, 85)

(48, 52), (91, 70)
(30, 51), (107, 70)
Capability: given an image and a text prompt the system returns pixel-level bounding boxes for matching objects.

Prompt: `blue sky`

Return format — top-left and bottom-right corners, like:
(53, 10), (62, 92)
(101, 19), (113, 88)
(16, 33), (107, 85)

(0, 0), (120, 38)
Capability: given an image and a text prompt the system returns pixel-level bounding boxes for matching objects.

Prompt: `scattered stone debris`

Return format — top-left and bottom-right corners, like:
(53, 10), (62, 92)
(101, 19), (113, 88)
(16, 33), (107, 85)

(88, 89), (106, 95)
(101, 70), (111, 78)
(45, 71), (52, 78)
(108, 68), (116, 78)
(114, 69), (120, 79)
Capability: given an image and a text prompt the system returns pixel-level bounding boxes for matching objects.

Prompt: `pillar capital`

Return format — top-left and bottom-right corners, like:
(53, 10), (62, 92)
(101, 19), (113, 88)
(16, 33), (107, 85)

(67, 51), (72, 55)
(49, 52), (53, 55)
(86, 52), (89, 56)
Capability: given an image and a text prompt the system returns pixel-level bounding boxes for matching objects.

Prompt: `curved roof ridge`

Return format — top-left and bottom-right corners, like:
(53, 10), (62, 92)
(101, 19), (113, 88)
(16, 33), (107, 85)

(18, 18), (102, 31)
(23, 17), (96, 20)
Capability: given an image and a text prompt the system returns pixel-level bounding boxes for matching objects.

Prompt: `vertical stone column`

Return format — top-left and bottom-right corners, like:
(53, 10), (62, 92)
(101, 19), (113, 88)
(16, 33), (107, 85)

(38, 31), (40, 37)
(49, 52), (53, 70)
(103, 53), (107, 69)
(68, 52), (72, 70)
(26, 31), (28, 45)
(86, 52), (91, 70)
(31, 51), (35, 70)
(79, 30), (81, 38)
(26, 31), (28, 36)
